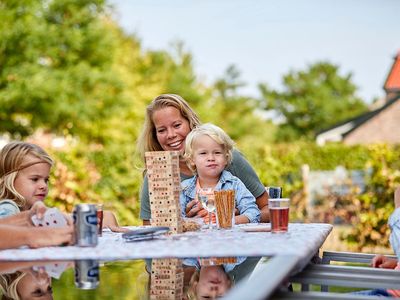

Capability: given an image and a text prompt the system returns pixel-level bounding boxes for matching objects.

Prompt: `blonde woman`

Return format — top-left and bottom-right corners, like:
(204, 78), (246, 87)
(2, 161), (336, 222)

(137, 94), (269, 224)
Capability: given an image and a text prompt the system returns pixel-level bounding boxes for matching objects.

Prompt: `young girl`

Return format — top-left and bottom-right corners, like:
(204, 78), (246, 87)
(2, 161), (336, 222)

(0, 141), (126, 233)
(180, 123), (260, 225)
(0, 142), (53, 218)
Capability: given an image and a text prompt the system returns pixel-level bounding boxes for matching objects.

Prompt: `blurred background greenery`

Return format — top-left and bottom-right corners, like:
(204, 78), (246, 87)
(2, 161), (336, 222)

(1, 0), (399, 251)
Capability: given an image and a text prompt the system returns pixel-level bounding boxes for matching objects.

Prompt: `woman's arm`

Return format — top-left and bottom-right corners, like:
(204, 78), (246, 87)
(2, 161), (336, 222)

(0, 225), (74, 250)
(140, 175), (152, 225)
(255, 192), (269, 223)
(0, 210), (31, 226)
(228, 150), (269, 222)
(234, 179), (261, 224)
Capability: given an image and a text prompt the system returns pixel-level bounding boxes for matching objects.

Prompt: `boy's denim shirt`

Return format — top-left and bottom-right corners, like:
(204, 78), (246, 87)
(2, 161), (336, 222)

(389, 207), (400, 259)
(180, 170), (260, 223)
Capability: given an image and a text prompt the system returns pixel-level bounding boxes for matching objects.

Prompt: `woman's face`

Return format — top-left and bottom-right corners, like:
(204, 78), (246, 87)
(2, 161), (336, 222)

(195, 266), (231, 299)
(152, 106), (191, 154)
(17, 270), (53, 300)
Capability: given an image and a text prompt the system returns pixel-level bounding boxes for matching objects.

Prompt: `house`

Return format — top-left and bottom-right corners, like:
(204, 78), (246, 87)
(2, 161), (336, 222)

(316, 51), (400, 146)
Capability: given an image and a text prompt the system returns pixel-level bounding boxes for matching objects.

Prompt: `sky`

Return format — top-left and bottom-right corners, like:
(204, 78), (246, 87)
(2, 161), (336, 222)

(109, 0), (400, 104)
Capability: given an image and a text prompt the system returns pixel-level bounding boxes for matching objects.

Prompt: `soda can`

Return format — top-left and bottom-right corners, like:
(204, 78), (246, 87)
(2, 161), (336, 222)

(74, 260), (99, 289)
(73, 204), (98, 247)
(266, 186), (282, 199)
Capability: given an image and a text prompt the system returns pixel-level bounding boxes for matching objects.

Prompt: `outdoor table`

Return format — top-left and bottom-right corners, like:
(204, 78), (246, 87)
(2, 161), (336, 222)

(0, 223), (332, 299)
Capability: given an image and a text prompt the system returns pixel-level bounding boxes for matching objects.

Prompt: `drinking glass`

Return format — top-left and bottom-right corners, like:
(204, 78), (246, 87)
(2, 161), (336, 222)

(268, 198), (290, 233)
(197, 188), (215, 229)
(96, 204), (104, 236)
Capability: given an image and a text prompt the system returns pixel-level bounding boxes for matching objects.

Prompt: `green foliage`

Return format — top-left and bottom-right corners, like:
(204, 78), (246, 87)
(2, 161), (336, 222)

(240, 141), (400, 249)
(259, 62), (367, 141)
(0, 0), (125, 139)
(53, 260), (148, 299)
(343, 144), (400, 250)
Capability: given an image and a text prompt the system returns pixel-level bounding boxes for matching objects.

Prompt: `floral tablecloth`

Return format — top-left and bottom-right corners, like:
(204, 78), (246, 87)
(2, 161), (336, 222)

(0, 223), (332, 261)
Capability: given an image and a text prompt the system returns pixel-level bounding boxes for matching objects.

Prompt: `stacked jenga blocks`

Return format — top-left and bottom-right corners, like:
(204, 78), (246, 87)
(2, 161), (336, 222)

(150, 259), (184, 300)
(145, 151), (183, 234)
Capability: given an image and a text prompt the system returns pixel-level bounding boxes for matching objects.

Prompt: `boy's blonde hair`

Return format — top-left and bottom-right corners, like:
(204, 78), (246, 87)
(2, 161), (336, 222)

(184, 123), (234, 173)
(0, 142), (53, 208)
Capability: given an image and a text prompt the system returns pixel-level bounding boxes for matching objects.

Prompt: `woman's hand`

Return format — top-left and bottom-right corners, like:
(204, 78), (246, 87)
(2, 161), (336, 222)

(185, 200), (208, 218)
(103, 211), (130, 233)
(28, 226), (75, 248)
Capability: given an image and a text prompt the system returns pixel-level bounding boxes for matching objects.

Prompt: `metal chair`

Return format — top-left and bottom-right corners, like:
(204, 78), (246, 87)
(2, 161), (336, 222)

(289, 251), (400, 293)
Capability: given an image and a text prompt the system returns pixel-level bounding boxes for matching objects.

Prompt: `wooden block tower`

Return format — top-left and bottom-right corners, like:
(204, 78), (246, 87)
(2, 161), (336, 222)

(145, 151), (183, 234)
(150, 259), (184, 300)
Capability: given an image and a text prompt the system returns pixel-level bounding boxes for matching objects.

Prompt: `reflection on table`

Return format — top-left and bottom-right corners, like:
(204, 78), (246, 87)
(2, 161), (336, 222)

(0, 256), (262, 300)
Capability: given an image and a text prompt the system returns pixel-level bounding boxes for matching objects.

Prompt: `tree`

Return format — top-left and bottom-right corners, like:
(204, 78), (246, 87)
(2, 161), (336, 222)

(259, 62), (367, 141)
(199, 65), (277, 146)
(0, 0), (124, 140)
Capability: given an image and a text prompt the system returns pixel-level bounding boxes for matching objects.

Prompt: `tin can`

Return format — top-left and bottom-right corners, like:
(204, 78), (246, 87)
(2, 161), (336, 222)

(73, 204), (98, 247)
(266, 186), (282, 199)
(74, 260), (99, 289)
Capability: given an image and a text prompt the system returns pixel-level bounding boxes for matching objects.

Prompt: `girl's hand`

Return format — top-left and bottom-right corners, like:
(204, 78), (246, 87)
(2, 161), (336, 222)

(29, 202), (48, 222)
(185, 200), (208, 218)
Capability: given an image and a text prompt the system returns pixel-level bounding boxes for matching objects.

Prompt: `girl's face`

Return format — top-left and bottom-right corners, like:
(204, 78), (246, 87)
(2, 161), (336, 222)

(17, 270), (53, 300)
(14, 155), (51, 210)
(152, 106), (191, 154)
(192, 135), (227, 181)
(195, 266), (231, 299)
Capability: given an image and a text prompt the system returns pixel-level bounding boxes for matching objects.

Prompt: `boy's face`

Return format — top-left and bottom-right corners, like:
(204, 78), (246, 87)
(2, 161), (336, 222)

(14, 155), (51, 210)
(195, 265), (231, 299)
(192, 135), (227, 181)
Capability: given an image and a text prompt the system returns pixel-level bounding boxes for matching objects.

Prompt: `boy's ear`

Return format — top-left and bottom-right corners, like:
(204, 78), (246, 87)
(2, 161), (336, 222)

(188, 158), (196, 171)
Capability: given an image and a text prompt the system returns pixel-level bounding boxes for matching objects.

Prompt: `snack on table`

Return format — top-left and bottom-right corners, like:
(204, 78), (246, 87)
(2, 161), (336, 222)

(215, 190), (235, 228)
(182, 219), (201, 232)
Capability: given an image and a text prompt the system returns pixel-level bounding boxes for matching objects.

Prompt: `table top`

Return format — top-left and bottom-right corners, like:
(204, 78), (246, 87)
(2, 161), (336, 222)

(0, 223), (333, 299)
(0, 223), (332, 262)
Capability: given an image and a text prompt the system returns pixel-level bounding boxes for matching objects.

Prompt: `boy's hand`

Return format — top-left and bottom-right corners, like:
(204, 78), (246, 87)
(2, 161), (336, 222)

(186, 200), (208, 218)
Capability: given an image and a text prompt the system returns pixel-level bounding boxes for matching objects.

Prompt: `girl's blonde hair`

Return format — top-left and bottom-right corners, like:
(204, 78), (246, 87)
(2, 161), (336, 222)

(0, 272), (26, 300)
(184, 123), (235, 173)
(0, 142), (53, 208)
(136, 94), (201, 162)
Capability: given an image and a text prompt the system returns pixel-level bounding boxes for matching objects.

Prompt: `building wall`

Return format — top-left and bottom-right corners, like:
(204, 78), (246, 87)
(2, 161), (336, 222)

(344, 99), (400, 145)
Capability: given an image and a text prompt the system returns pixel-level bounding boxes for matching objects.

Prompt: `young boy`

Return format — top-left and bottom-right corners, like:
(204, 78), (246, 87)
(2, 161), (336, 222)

(180, 123), (260, 225)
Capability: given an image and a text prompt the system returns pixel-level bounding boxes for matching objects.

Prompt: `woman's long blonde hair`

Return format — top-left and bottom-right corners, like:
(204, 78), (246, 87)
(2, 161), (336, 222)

(0, 142), (53, 208)
(136, 94), (201, 162)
